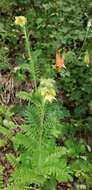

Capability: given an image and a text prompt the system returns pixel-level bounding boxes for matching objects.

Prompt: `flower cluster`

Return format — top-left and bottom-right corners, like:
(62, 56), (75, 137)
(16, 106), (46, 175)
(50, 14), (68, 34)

(39, 79), (56, 103)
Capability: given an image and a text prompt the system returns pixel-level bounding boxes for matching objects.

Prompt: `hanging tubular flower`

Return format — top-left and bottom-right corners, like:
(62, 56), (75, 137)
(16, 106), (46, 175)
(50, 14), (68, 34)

(84, 50), (90, 67)
(87, 20), (91, 31)
(53, 49), (66, 71)
(39, 79), (56, 103)
(15, 16), (27, 27)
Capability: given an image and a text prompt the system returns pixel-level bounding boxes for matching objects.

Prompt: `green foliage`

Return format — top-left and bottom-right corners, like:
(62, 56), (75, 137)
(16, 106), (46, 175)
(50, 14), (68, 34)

(0, 166), (4, 188)
(5, 92), (72, 189)
(0, 105), (16, 147)
(0, 46), (10, 71)
(0, 0), (15, 11)
(0, 106), (17, 189)
(4, 91), (92, 189)
(0, 0), (92, 189)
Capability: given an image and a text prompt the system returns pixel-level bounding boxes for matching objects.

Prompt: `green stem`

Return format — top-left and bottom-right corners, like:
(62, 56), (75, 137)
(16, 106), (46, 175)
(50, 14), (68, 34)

(38, 100), (45, 167)
(23, 26), (37, 90)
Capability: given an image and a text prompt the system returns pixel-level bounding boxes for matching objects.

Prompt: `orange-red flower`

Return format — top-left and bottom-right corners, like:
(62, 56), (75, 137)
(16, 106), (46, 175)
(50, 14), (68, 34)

(54, 49), (66, 71)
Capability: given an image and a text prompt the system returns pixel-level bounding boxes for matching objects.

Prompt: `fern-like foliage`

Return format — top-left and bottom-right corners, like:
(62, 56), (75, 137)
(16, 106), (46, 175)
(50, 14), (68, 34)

(0, 106), (17, 189)
(4, 91), (72, 190)
(0, 106), (15, 142)
(0, 166), (4, 189)
(2, 90), (92, 190)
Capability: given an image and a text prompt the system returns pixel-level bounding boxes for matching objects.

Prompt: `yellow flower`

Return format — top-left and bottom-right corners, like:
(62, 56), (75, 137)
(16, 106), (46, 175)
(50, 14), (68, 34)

(39, 79), (56, 103)
(44, 91), (56, 102)
(40, 78), (55, 88)
(15, 16), (27, 26)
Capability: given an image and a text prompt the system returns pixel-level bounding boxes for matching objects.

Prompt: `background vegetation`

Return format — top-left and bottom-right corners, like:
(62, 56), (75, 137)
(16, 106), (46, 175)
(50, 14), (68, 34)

(0, 0), (92, 189)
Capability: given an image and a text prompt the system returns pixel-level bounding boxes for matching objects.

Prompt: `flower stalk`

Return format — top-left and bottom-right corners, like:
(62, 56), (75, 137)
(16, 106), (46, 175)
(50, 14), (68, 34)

(15, 16), (37, 89)
(23, 26), (37, 89)
(38, 99), (45, 168)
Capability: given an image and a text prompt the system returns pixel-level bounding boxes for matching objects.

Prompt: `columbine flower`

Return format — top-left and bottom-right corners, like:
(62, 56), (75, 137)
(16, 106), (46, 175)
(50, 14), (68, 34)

(53, 49), (66, 71)
(84, 50), (90, 67)
(87, 20), (91, 30)
(15, 16), (27, 27)
(39, 79), (56, 103)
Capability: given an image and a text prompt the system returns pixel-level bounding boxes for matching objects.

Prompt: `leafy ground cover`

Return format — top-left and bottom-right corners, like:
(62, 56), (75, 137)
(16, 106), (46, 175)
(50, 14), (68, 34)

(0, 0), (92, 189)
